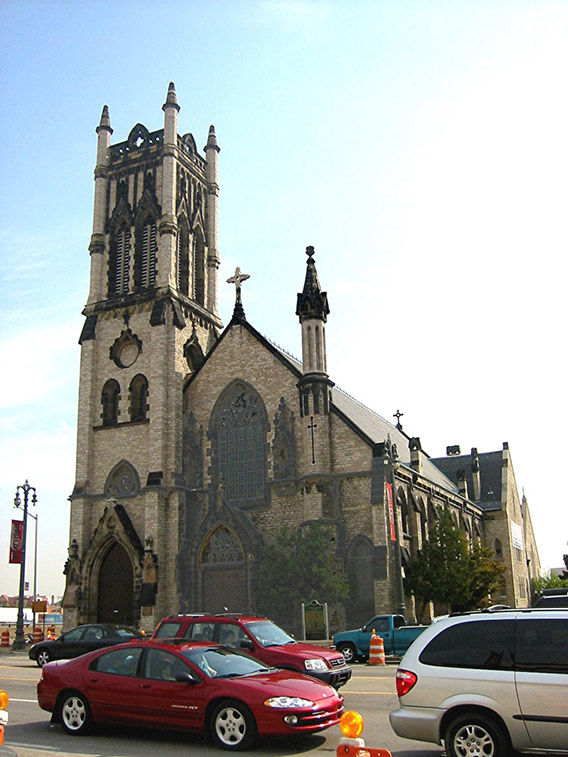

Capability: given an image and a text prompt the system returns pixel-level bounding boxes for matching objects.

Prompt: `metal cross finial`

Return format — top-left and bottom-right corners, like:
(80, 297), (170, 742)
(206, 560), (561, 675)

(227, 266), (250, 306)
(393, 409), (404, 430)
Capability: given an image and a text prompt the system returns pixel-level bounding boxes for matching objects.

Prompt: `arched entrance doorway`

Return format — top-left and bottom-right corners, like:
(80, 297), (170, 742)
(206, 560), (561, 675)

(97, 541), (135, 625)
(200, 527), (246, 612)
(346, 536), (375, 627)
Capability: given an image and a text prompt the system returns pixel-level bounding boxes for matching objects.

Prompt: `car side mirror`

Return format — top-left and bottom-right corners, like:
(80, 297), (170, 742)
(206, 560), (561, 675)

(239, 639), (254, 650)
(175, 672), (199, 684)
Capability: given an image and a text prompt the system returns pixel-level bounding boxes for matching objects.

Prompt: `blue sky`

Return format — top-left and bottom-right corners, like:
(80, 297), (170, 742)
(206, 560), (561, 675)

(1, 0), (567, 598)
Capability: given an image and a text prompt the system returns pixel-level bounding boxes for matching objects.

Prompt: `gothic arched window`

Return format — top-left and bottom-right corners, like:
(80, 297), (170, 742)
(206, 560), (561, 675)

(398, 490), (410, 535)
(210, 381), (268, 507)
(193, 228), (206, 306)
(108, 224), (131, 296)
(129, 374), (148, 422)
(201, 527), (244, 564)
(177, 217), (190, 296)
(135, 217), (157, 290)
(494, 538), (503, 559)
(101, 379), (120, 426)
(346, 535), (374, 627)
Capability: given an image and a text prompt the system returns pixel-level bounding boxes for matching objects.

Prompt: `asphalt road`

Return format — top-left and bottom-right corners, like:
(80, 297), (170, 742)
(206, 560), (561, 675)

(0, 651), (443, 757)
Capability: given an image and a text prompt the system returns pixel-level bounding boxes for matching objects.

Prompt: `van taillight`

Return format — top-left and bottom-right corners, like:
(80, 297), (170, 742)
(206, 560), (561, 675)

(396, 669), (417, 697)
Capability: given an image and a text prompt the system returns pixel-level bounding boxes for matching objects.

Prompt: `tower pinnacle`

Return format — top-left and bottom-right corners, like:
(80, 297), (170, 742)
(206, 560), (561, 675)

(162, 81), (180, 112)
(296, 246), (329, 323)
(96, 105), (113, 135)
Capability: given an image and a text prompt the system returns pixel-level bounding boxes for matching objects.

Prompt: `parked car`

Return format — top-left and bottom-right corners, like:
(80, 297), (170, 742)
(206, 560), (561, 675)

(29, 623), (143, 667)
(333, 614), (427, 662)
(533, 589), (568, 607)
(37, 638), (344, 750)
(389, 608), (568, 755)
(152, 613), (351, 688)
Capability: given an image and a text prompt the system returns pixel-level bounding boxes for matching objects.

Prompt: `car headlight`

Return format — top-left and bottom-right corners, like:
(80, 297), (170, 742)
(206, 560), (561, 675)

(264, 696), (314, 708)
(304, 658), (327, 671)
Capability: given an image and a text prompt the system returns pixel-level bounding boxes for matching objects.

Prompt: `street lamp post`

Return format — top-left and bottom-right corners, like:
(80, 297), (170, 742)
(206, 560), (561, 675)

(12, 480), (37, 651)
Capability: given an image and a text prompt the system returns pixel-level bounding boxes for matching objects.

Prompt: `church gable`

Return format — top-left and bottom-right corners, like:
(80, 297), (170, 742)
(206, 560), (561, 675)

(184, 321), (304, 492)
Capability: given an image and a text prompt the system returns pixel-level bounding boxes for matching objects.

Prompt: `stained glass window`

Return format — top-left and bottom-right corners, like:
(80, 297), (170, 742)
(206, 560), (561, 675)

(214, 385), (267, 505)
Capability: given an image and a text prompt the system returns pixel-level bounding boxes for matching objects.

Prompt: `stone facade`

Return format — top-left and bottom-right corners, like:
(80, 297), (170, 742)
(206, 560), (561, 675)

(64, 85), (541, 633)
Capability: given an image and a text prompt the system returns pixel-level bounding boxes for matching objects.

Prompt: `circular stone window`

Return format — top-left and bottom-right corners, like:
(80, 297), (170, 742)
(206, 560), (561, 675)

(110, 329), (142, 369)
(118, 340), (140, 367)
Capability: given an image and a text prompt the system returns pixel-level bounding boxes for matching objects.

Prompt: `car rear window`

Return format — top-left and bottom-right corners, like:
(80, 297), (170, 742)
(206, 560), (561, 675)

(419, 620), (514, 670)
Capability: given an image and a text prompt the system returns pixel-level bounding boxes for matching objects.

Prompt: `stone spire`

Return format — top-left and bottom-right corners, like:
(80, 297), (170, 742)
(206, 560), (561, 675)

(296, 246), (333, 417)
(205, 124), (220, 317)
(88, 105), (113, 304)
(162, 81), (180, 113)
(296, 246), (329, 323)
(96, 105), (113, 135)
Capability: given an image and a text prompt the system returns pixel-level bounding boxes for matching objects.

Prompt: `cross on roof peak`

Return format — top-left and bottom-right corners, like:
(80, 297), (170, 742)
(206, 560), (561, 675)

(227, 266), (250, 306)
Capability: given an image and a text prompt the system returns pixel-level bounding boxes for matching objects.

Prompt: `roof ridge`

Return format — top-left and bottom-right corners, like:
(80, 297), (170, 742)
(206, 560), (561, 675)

(263, 333), (397, 429)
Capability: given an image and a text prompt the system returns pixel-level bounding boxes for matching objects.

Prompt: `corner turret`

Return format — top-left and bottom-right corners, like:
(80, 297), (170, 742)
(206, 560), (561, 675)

(296, 246), (333, 416)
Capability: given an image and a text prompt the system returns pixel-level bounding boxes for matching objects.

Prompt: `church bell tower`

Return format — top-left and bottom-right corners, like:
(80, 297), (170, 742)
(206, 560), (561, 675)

(66, 83), (221, 630)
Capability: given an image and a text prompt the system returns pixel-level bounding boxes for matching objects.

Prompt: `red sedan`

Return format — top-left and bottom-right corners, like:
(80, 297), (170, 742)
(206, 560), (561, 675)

(37, 638), (344, 750)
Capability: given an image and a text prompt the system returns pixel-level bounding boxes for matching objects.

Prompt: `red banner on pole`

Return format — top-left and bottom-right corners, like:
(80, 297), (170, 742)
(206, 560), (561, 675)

(386, 483), (396, 542)
(9, 519), (23, 563)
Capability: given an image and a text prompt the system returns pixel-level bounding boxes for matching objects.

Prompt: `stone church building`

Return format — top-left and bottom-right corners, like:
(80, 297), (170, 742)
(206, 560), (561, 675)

(63, 84), (541, 633)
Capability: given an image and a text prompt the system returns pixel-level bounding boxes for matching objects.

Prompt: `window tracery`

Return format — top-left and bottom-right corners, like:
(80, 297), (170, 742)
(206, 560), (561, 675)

(202, 527), (243, 564)
(210, 381), (268, 506)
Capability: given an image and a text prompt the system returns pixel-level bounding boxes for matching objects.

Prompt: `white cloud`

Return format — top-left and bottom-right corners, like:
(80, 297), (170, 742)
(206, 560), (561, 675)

(0, 322), (79, 411)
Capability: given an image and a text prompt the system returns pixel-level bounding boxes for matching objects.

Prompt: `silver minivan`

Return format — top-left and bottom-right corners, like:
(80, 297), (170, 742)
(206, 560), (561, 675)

(389, 609), (568, 756)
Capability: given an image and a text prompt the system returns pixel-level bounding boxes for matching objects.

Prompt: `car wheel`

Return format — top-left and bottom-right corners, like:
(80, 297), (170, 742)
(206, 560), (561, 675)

(210, 699), (257, 750)
(337, 643), (357, 664)
(445, 712), (510, 757)
(59, 691), (92, 736)
(36, 649), (51, 667)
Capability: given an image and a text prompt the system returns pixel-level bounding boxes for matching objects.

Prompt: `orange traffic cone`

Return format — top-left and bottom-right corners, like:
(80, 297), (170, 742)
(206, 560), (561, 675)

(0, 629), (9, 648)
(368, 631), (386, 665)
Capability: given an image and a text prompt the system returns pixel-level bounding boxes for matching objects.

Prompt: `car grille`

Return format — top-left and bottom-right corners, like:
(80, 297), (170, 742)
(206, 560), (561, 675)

(329, 668), (351, 687)
(330, 657), (346, 668)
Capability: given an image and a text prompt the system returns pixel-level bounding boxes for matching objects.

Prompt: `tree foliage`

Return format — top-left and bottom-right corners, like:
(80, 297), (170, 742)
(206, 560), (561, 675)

(531, 571), (568, 602)
(255, 523), (349, 633)
(404, 508), (507, 614)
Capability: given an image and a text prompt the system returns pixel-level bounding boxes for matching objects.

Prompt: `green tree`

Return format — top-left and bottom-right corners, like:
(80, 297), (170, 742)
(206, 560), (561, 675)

(405, 508), (506, 615)
(531, 571), (568, 603)
(255, 523), (349, 634)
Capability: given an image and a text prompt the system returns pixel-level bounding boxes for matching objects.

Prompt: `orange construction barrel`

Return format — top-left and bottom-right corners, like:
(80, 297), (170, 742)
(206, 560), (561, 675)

(368, 631), (386, 665)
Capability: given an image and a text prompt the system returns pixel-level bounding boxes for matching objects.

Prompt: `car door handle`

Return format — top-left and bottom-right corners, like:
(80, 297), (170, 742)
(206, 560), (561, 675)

(140, 683), (152, 689)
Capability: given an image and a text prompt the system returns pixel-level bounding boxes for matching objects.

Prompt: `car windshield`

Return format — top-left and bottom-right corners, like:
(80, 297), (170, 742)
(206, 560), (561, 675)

(115, 626), (139, 637)
(182, 647), (271, 678)
(245, 620), (295, 647)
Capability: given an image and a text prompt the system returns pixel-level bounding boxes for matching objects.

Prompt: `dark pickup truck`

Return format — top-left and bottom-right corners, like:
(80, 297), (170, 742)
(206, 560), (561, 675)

(333, 614), (427, 662)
